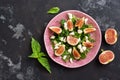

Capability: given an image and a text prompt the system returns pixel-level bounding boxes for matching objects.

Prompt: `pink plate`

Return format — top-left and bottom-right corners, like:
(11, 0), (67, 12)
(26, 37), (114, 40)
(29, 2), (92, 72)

(44, 10), (102, 68)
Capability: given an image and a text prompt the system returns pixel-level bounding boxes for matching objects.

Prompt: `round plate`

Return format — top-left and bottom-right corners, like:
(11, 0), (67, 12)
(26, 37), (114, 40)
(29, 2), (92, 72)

(44, 10), (102, 68)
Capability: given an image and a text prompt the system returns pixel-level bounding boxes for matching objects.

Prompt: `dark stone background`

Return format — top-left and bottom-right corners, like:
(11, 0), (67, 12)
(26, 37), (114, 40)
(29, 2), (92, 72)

(0, 0), (120, 80)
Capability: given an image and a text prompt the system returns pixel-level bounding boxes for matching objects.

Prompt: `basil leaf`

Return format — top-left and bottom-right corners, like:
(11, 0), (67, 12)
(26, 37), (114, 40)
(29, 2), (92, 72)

(37, 57), (51, 73)
(31, 37), (41, 53)
(38, 52), (46, 57)
(29, 37), (51, 73)
(29, 52), (46, 58)
(47, 7), (60, 14)
(28, 53), (38, 58)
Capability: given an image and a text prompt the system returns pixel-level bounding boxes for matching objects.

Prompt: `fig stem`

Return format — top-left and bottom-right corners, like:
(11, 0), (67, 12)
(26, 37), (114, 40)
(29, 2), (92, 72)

(101, 49), (104, 52)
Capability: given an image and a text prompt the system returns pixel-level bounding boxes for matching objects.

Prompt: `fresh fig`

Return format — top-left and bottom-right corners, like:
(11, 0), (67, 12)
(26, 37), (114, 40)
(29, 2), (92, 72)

(67, 19), (73, 31)
(73, 47), (81, 60)
(67, 35), (79, 46)
(84, 27), (96, 34)
(55, 45), (65, 56)
(49, 26), (62, 34)
(99, 50), (115, 64)
(105, 28), (117, 45)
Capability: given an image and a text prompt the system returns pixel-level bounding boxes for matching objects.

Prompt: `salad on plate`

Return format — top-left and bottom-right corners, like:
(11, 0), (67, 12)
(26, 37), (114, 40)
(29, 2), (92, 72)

(49, 13), (96, 63)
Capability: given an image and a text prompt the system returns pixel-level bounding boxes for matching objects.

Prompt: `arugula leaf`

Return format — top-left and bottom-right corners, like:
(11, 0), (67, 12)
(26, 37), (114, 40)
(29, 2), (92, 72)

(72, 15), (77, 25)
(74, 32), (81, 38)
(89, 38), (95, 42)
(29, 37), (51, 73)
(47, 7), (60, 14)
(80, 53), (86, 59)
(60, 19), (66, 27)
(31, 38), (41, 53)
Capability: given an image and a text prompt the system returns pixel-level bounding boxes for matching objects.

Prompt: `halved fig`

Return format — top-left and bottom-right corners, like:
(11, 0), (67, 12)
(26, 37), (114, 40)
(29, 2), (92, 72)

(55, 45), (65, 56)
(99, 50), (115, 64)
(67, 35), (79, 46)
(83, 42), (94, 48)
(105, 28), (117, 45)
(67, 19), (73, 31)
(75, 17), (85, 28)
(84, 27), (96, 34)
(49, 26), (62, 34)
(73, 47), (81, 60)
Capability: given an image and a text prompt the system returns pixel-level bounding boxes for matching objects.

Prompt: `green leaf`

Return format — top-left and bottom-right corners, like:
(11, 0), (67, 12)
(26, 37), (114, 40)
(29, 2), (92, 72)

(37, 57), (51, 73)
(38, 52), (46, 57)
(88, 24), (93, 28)
(74, 32), (81, 38)
(29, 37), (51, 73)
(47, 7), (60, 14)
(72, 15), (77, 25)
(28, 53), (38, 58)
(31, 37), (41, 53)
(60, 19), (66, 27)
(80, 53), (86, 59)
(89, 38), (95, 42)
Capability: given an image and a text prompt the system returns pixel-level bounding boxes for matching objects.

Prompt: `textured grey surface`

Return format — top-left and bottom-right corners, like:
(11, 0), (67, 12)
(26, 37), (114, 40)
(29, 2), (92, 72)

(0, 0), (120, 80)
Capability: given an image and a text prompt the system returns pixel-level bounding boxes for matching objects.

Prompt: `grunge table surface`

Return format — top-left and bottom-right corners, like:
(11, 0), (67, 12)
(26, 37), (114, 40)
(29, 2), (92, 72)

(0, 0), (120, 80)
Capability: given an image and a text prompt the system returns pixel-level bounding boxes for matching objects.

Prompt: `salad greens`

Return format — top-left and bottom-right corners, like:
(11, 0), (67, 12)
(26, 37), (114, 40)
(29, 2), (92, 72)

(29, 37), (51, 73)
(47, 7), (60, 14)
(50, 13), (96, 63)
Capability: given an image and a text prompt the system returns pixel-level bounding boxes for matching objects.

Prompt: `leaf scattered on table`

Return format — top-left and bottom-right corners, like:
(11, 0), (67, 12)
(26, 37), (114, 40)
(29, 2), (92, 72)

(47, 7), (60, 14)
(38, 57), (51, 73)
(29, 37), (51, 73)
(31, 37), (41, 53)
(28, 53), (38, 58)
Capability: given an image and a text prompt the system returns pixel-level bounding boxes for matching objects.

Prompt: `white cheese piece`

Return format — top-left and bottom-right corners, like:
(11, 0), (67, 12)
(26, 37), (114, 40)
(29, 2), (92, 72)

(53, 40), (57, 44)
(85, 36), (88, 40)
(60, 37), (64, 41)
(64, 22), (68, 30)
(50, 35), (55, 39)
(67, 13), (73, 19)
(80, 48), (84, 53)
(68, 48), (72, 53)
(54, 42), (61, 49)
(78, 29), (83, 34)
(77, 44), (82, 49)
(54, 45), (59, 49)
(63, 37), (67, 42)
(78, 38), (81, 42)
(58, 42), (62, 45)
(55, 43), (60, 46)
(85, 18), (88, 24)
(63, 55), (67, 60)
(86, 40), (90, 42)
(70, 58), (73, 63)
(69, 32), (75, 35)
(82, 46), (87, 51)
